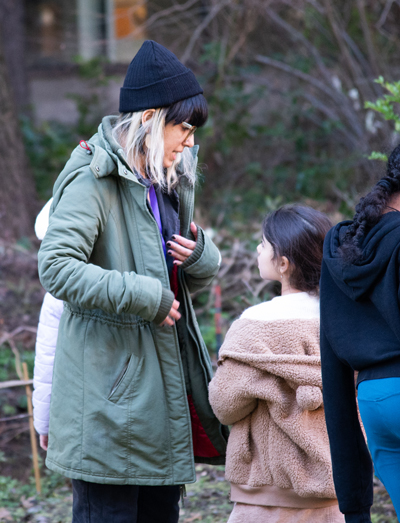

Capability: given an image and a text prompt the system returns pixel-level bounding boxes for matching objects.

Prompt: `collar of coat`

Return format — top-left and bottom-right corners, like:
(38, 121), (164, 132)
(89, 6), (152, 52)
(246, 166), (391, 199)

(85, 116), (199, 188)
(52, 115), (198, 241)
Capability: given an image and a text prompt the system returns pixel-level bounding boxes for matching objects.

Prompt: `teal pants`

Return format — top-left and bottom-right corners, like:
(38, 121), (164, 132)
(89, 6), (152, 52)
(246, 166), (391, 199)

(358, 377), (400, 517)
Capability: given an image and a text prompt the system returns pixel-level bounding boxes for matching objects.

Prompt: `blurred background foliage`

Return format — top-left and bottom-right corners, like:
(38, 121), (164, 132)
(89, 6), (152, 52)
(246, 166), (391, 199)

(14, 0), (400, 338)
(15, 0), (400, 225)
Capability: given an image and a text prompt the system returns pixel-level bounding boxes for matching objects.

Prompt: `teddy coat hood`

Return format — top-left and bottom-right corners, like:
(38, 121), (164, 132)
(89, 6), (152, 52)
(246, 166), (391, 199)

(38, 116), (228, 485)
(209, 293), (337, 508)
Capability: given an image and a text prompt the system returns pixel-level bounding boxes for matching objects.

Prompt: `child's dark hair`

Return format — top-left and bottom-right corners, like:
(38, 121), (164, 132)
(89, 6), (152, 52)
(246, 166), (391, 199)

(263, 204), (332, 293)
(340, 144), (400, 264)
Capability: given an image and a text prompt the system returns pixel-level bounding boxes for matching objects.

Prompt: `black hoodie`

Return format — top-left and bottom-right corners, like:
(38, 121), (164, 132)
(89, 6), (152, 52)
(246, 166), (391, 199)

(320, 211), (400, 523)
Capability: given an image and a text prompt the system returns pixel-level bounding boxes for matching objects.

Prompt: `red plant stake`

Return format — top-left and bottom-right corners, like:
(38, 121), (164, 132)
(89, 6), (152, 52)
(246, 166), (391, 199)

(215, 285), (222, 353)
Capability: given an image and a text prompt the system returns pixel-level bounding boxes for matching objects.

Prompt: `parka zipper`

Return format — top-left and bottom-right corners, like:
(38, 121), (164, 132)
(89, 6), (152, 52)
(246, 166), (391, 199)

(108, 357), (131, 399)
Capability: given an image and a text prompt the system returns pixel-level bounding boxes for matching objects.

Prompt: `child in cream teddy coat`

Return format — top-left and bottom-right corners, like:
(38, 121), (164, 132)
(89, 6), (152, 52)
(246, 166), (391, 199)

(209, 205), (344, 523)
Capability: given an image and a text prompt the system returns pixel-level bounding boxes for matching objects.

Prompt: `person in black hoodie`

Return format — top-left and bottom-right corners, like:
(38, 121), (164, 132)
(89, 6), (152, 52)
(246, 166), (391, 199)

(320, 144), (400, 523)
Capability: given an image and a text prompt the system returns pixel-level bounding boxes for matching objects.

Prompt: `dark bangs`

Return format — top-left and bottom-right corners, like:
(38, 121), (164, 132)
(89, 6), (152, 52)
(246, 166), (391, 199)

(165, 94), (208, 128)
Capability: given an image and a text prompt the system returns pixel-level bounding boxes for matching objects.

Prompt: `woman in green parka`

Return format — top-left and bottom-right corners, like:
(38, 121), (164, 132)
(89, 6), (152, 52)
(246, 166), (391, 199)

(38, 40), (228, 523)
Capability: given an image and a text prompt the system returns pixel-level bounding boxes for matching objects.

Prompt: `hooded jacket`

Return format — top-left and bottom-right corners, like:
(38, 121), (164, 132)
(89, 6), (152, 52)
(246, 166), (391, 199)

(320, 211), (400, 523)
(38, 115), (228, 485)
(210, 293), (339, 509)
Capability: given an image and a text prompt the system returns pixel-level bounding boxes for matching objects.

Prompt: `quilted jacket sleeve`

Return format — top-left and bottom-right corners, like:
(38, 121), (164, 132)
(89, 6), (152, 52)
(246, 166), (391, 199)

(33, 293), (64, 435)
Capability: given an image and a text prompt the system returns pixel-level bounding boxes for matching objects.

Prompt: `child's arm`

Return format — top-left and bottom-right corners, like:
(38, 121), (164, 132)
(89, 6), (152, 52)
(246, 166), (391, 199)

(209, 358), (258, 425)
(33, 292), (63, 446)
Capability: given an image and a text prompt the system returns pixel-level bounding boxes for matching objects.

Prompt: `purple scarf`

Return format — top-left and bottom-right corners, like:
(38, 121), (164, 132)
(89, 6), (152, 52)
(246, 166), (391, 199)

(149, 185), (167, 257)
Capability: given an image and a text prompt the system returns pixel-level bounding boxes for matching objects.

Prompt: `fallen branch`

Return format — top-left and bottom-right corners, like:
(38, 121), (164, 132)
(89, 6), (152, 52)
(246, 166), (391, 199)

(0, 326), (37, 380)
(0, 413), (30, 422)
(0, 379), (33, 390)
(0, 325), (37, 346)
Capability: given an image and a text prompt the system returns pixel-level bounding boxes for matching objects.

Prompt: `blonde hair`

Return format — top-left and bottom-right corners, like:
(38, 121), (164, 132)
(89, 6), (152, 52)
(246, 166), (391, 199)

(112, 109), (196, 192)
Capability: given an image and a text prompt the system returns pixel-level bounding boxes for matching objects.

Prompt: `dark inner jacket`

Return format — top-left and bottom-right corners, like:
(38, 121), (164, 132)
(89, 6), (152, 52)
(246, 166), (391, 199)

(320, 211), (400, 522)
(144, 177), (221, 459)
(139, 173), (180, 277)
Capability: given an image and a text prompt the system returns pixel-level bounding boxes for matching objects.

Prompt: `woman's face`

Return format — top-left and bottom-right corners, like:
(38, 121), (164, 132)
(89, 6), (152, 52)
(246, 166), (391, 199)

(163, 122), (195, 168)
(257, 237), (281, 281)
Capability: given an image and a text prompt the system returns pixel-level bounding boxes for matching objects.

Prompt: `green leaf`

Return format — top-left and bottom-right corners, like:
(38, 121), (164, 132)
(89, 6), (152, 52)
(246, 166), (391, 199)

(367, 152), (388, 162)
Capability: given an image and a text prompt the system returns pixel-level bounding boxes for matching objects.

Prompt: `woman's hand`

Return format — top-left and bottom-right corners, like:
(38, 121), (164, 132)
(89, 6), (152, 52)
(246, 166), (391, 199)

(166, 222), (198, 266)
(40, 434), (49, 451)
(160, 299), (181, 327)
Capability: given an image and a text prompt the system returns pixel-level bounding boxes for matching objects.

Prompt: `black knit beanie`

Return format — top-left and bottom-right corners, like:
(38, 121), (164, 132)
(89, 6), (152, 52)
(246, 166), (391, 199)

(119, 40), (203, 113)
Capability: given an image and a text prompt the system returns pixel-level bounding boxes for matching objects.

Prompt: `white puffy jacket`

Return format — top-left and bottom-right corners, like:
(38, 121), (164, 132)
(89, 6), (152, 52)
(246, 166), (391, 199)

(33, 199), (63, 435)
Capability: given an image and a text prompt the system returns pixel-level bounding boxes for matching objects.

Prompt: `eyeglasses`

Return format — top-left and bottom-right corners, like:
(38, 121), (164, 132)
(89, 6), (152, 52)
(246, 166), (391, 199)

(182, 121), (197, 141)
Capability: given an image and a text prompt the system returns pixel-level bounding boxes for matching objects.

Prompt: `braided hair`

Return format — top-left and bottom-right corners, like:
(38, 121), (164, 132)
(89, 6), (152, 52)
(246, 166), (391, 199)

(340, 144), (400, 263)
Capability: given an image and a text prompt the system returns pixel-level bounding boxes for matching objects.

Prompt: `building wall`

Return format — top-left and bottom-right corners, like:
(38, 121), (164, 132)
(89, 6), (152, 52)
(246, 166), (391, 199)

(29, 74), (124, 125)
(25, 0), (146, 124)
(25, 0), (146, 65)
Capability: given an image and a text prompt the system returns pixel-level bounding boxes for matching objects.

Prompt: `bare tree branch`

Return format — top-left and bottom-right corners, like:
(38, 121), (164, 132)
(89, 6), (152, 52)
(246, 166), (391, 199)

(304, 0), (325, 14)
(142, 0), (200, 33)
(180, 0), (232, 64)
(255, 54), (365, 139)
(321, 0), (369, 95)
(321, 1), (355, 71)
(339, 29), (386, 101)
(264, 6), (336, 89)
(255, 55), (339, 101)
(376, 0), (395, 29)
(355, 0), (380, 75)
(0, 325), (37, 346)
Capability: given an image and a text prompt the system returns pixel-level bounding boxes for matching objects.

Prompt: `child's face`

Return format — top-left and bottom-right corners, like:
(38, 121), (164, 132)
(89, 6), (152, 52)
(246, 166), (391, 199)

(257, 237), (281, 282)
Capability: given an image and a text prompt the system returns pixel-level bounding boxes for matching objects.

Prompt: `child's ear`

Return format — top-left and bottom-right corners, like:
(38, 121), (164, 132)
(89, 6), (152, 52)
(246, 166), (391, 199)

(279, 256), (291, 276)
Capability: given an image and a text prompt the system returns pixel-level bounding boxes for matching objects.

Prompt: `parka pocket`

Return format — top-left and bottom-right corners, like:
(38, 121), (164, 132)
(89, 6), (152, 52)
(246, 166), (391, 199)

(107, 353), (141, 403)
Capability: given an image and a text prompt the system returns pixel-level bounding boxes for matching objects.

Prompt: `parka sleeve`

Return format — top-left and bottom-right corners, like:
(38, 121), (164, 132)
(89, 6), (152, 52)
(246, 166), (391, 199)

(180, 226), (221, 293)
(320, 325), (373, 522)
(38, 168), (174, 323)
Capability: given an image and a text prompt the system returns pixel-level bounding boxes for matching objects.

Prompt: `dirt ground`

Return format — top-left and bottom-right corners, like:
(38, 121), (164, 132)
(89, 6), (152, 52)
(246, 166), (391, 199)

(0, 462), (398, 522)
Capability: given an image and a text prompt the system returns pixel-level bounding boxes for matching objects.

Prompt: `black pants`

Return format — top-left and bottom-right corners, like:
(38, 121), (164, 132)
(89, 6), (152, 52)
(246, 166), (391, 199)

(72, 479), (180, 523)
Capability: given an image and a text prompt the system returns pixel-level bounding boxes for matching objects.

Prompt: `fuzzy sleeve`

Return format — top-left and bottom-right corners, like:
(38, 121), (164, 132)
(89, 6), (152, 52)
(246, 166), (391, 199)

(209, 358), (258, 426)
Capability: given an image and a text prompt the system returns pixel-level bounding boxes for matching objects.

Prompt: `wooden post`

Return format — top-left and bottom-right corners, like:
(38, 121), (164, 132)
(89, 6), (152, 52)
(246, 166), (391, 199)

(22, 362), (41, 494)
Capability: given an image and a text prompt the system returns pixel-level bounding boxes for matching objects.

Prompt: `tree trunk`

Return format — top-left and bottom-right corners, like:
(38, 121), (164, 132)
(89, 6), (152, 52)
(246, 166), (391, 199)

(0, 0), (29, 111)
(0, 28), (37, 240)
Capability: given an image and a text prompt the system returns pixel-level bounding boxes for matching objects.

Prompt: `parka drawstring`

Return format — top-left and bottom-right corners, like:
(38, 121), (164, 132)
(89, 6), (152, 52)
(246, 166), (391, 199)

(79, 140), (92, 155)
(180, 484), (186, 506)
